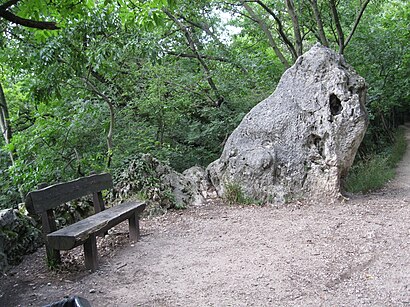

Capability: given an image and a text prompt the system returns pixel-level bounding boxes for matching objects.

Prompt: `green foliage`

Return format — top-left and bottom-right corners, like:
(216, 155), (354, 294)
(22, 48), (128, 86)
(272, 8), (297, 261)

(54, 198), (95, 228)
(46, 250), (61, 269)
(224, 182), (245, 205)
(0, 148), (20, 209)
(2, 0), (408, 271)
(7, 97), (107, 195)
(386, 128), (408, 167)
(345, 128), (407, 193)
(345, 0), (410, 156)
(345, 156), (394, 193)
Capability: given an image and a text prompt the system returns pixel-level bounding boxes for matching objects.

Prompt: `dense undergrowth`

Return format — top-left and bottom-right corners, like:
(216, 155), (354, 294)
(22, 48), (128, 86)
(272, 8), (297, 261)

(344, 128), (407, 193)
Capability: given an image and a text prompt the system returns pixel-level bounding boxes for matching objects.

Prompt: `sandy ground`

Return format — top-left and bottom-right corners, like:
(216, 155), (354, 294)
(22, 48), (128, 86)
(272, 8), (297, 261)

(1, 124), (409, 307)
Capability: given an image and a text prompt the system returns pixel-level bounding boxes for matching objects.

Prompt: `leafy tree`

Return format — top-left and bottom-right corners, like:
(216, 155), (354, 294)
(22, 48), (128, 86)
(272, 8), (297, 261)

(344, 0), (409, 155)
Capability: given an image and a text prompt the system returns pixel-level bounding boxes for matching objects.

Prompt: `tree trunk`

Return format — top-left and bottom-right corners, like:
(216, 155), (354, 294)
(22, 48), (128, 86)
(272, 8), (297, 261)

(254, 0), (298, 61)
(82, 78), (115, 168)
(163, 9), (225, 107)
(329, 0), (345, 54)
(309, 0), (329, 47)
(241, 1), (290, 69)
(106, 99), (114, 168)
(0, 81), (24, 202)
(0, 82), (13, 164)
(343, 0), (371, 50)
(285, 0), (303, 56)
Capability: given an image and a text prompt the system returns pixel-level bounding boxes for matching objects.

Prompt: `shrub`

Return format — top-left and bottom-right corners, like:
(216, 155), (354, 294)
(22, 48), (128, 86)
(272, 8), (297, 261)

(386, 128), (407, 167)
(344, 128), (407, 193)
(344, 155), (395, 193)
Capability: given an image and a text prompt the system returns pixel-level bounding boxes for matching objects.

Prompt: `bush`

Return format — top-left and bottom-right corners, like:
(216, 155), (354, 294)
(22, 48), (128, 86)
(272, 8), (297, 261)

(344, 128), (407, 193)
(386, 128), (407, 167)
(344, 156), (394, 193)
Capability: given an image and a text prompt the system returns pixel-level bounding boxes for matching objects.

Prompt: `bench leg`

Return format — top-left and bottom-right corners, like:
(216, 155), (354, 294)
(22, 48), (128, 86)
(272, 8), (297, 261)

(128, 213), (140, 242)
(84, 235), (98, 271)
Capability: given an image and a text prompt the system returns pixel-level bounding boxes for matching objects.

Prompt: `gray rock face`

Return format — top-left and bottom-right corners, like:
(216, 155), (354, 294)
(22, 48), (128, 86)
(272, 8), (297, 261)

(182, 166), (210, 205)
(0, 208), (17, 228)
(207, 44), (368, 202)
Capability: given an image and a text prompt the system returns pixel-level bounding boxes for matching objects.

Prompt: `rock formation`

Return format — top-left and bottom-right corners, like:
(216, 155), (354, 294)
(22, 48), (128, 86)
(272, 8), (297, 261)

(0, 208), (42, 271)
(114, 154), (209, 215)
(207, 44), (368, 203)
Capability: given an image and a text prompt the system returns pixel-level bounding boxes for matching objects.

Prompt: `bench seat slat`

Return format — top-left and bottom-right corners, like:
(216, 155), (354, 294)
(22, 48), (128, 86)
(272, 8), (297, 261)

(47, 201), (145, 250)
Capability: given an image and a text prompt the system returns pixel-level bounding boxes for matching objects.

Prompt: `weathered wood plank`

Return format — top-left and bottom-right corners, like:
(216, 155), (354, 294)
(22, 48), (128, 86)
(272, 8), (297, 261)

(47, 201), (145, 250)
(25, 173), (113, 214)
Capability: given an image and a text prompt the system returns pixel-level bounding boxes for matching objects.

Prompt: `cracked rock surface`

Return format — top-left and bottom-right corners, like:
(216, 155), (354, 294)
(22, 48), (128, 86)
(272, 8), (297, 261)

(208, 44), (368, 202)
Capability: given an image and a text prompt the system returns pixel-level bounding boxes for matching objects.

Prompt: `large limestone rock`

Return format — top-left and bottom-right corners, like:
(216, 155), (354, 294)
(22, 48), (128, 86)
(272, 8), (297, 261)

(207, 44), (368, 203)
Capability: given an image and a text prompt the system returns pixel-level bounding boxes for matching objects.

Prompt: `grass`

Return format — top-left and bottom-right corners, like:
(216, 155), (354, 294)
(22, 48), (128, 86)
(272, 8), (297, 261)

(345, 128), (407, 193)
(223, 182), (248, 205)
(223, 181), (262, 205)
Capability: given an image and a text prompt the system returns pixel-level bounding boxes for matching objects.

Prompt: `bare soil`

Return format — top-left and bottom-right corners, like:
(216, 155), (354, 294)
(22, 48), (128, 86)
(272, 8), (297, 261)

(1, 125), (410, 307)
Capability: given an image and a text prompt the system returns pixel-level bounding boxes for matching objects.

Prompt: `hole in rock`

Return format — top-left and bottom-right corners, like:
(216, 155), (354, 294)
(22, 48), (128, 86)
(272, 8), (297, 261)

(308, 134), (325, 158)
(329, 94), (342, 116)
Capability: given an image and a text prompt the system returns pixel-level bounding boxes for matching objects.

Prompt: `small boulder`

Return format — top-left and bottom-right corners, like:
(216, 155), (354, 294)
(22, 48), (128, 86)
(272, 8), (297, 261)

(0, 208), (42, 271)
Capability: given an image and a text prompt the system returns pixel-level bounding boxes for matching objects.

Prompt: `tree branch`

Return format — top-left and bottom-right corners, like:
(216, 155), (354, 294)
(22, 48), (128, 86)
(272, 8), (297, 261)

(163, 8), (225, 107)
(241, 1), (290, 68)
(308, 0), (329, 46)
(285, 0), (303, 56)
(329, 0), (345, 54)
(82, 77), (115, 168)
(167, 51), (229, 62)
(0, 9), (59, 30)
(174, 13), (249, 73)
(344, 0), (371, 49)
(168, 51), (248, 73)
(253, 0), (297, 61)
(0, 0), (20, 11)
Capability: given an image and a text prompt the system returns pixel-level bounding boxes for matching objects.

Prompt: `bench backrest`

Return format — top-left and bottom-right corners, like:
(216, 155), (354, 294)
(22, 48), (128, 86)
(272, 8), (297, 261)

(25, 173), (113, 215)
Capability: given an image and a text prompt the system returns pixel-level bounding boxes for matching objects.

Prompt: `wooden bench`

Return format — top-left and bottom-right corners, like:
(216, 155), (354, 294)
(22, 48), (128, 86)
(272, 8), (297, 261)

(25, 173), (145, 272)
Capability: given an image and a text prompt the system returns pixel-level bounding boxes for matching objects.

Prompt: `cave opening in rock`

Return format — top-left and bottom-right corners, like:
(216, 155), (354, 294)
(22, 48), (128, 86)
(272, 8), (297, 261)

(329, 94), (342, 116)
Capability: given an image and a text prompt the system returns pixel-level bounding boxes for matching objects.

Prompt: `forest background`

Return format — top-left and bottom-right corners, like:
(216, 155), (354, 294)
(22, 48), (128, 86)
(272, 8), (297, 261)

(0, 0), (409, 209)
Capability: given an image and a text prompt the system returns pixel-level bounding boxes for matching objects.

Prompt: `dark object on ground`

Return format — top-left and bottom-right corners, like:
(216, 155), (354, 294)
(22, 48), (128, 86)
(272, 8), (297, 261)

(43, 295), (91, 307)
(25, 173), (146, 271)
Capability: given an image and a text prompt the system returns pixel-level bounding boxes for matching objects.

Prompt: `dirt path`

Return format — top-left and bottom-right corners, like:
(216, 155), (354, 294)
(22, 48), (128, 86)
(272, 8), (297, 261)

(1, 125), (410, 307)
